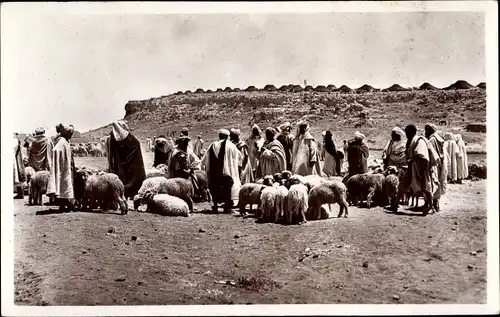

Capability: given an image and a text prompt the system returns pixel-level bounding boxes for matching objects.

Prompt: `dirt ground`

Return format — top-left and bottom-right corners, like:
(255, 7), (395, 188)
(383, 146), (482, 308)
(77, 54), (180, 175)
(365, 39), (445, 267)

(14, 154), (487, 305)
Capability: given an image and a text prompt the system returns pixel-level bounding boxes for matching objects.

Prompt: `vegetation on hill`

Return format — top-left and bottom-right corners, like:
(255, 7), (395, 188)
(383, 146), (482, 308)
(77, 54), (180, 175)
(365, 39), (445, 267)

(82, 88), (486, 151)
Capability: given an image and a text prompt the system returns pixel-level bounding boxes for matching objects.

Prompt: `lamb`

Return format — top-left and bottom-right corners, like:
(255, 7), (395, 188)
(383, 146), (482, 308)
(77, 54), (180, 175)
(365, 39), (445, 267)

(285, 184), (309, 225)
(82, 173), (128, 214)
(308, 180), (349, 219)
(274, 184), (289, 223)
(281, 170), (292, 181)
(133, 177), (194, 212)
(258, 186), (278, 223)
(273, 173), (283, 184)
(28, 171), (50, 205)
(238, 183), (266, 217)
(262, 175), (274, 186)
(142, 191), (190, 217)
(285, 183), (309, 224)
(345, 172), (385, 208)
(382, 166), (400, 211)
(192, 170), (211, 203)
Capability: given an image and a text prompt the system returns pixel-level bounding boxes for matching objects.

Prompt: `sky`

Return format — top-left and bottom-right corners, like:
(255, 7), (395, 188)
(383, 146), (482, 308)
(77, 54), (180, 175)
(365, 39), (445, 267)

(1, 8), (485, 133)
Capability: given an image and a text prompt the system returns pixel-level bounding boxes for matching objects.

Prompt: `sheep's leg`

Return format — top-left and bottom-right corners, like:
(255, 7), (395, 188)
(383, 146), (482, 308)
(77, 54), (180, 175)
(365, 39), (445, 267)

(28, 187), (33, 205)
(298, 207), (307, 224)
(239, 201), (246, 217)
(37, 190), (43, 206)
(274, 203), (281, 223)
(366, 189), (375, 209)
(119, 196), (128, 215)
(338, 198), (349, 218)
(183, 197), (194, 212)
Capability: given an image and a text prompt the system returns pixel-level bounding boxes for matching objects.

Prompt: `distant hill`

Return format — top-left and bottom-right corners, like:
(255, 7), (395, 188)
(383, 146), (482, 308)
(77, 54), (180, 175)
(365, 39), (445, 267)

(444, 80), (475, 90)
(81, 87), (486, 150)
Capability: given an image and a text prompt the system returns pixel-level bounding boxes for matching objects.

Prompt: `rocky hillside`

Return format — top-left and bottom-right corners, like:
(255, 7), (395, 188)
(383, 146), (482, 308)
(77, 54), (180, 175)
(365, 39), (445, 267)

(82, 88), (486, 151)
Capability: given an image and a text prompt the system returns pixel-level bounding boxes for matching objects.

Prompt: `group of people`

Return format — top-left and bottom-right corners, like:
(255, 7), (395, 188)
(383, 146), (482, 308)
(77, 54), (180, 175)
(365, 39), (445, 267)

(14, 118), (469, 216)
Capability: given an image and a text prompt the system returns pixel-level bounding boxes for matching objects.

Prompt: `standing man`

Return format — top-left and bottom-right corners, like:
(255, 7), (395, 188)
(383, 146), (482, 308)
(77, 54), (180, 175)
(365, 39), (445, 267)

(146, 136), (152, 153)
(13, 133), (27, 199)
(404, 124), (438, 215)
(47, 124), (76, 211)
(230, 128), (253, 184)
(257, 127), (287, 178)
(346, 131), (369, 178)
(424, 123), (447, 212)
(291, 121), (321, 176)
(201, 129), (243, 213)
(106, 120), (146, 200)
(28, 128), (53, 172)
(276, 122), (294, 171)
(245, 124), (264, 179)
(193, 134), (205, 158)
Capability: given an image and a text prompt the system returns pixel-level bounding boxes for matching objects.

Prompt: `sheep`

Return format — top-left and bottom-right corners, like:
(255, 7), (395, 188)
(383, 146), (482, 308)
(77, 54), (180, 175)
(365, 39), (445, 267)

(145, 168), (167, 179)
(308, 180), (349, 219)
(238, 183), (266, 217)
(142, 192), (190, 217)
(133, 177), (194, 212)
(273, 173), (283, 184)
(258, 186), (278, 223)
(28, 171), (50, 205)
(262, 175), (274, 186)
(25, 166), (36, 195)
(345, 173), (385, 208)
(81, 173), (128, 215)
(274, 184), (289, 223)
(285, 184), (309, 225)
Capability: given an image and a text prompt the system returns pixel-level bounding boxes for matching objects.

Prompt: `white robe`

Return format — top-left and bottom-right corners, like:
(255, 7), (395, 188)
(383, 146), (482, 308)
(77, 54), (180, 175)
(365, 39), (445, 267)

(443, 136), (459, 182)
(455, 135), (469, 180)
(47, 137), (74, 199)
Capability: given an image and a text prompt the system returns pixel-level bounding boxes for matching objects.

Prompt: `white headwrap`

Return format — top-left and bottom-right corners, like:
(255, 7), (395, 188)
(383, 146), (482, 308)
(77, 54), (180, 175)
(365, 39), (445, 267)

(354, 131), (365, 140)
(112, 120), (130, 142)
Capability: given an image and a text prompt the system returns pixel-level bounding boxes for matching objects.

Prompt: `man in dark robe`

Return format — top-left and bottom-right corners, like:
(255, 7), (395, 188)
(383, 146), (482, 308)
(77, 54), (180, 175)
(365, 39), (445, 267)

(106, 120), (146, 200)
(153, 135), (171, 167)
(346, 131), (370, 178)
(28, 128), (53, 172)
(276, 122), (294, 171)
(322, 130), (339, 176)
(201, 129), (241, 213)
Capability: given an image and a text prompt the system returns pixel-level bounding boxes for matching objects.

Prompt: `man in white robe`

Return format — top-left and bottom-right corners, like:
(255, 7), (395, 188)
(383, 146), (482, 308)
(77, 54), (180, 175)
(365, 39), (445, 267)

(291, 121), (322, 176)
(201, 129), (243, 213)
(47, 124), (76, 211)
(454, 134), (469, 183)
(443, 133), (459, 183)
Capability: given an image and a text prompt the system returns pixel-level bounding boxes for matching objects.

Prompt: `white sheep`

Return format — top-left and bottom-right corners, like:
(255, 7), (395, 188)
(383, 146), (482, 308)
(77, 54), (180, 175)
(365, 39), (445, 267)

(82, 173), (128, 214)
(28, 170), (50, 205)
(238, 183), (266, 217)
(274, 185), (289, 223)
(258, 186), (278, 223)
(133, 177), (194, 212)
(142, 192), (190, 217)
(285, 183), (309, 225)
(308, 180), (349, 219)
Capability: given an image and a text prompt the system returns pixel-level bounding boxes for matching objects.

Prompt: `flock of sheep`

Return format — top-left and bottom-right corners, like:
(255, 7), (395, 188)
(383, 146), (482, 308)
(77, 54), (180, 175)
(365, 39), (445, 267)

(70, 141), (107, 157)
(23, 154), (411, 226)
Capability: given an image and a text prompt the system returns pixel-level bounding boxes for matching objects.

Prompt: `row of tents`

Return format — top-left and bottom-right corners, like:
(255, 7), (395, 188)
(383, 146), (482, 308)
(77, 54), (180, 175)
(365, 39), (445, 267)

(173, 80), (486, 95)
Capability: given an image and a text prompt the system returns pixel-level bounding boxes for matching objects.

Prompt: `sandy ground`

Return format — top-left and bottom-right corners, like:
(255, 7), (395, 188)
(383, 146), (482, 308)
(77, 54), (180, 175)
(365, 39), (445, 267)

(13, 154), (487, 305)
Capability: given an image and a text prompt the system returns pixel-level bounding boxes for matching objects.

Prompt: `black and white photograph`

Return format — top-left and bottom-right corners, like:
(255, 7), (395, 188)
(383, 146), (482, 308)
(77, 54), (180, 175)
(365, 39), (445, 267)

(1, 1), (499, 315)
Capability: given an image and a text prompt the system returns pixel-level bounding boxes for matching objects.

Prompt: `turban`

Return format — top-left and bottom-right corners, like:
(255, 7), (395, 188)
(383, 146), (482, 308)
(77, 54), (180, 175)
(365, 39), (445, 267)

(175, 136), (191, 146)
(425, 123), (437, 133)
(230, 128), (241, 136)
(322, 131), (327, 137)
(59, 124), (74, 139)
(391, 126), (405, 139)
(278, 122), (291, 132)
(218, 129), (230, 136)
(34, 128), (45, 136)
(180, 128), (189, 136)
(354, 131), (365, 140)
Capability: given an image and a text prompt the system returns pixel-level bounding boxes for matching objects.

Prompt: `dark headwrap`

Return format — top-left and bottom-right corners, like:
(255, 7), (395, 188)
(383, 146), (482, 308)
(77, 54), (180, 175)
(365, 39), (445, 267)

(324, 131), (337, 157)
(265, 127), (278, 141)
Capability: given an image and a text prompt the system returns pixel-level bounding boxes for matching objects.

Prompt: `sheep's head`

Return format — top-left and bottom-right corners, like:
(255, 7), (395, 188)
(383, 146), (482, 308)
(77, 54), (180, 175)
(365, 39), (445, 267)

(384, 166), (398, 176)
(284, 174), (306, 189)
(143, 191), (155, 203)
(273, 173), (283, 184)
(133, 194), (145, 210)
(262, 175), (274, 187)
(281, 170), (292, 180)
(156, 164), (168, 173)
